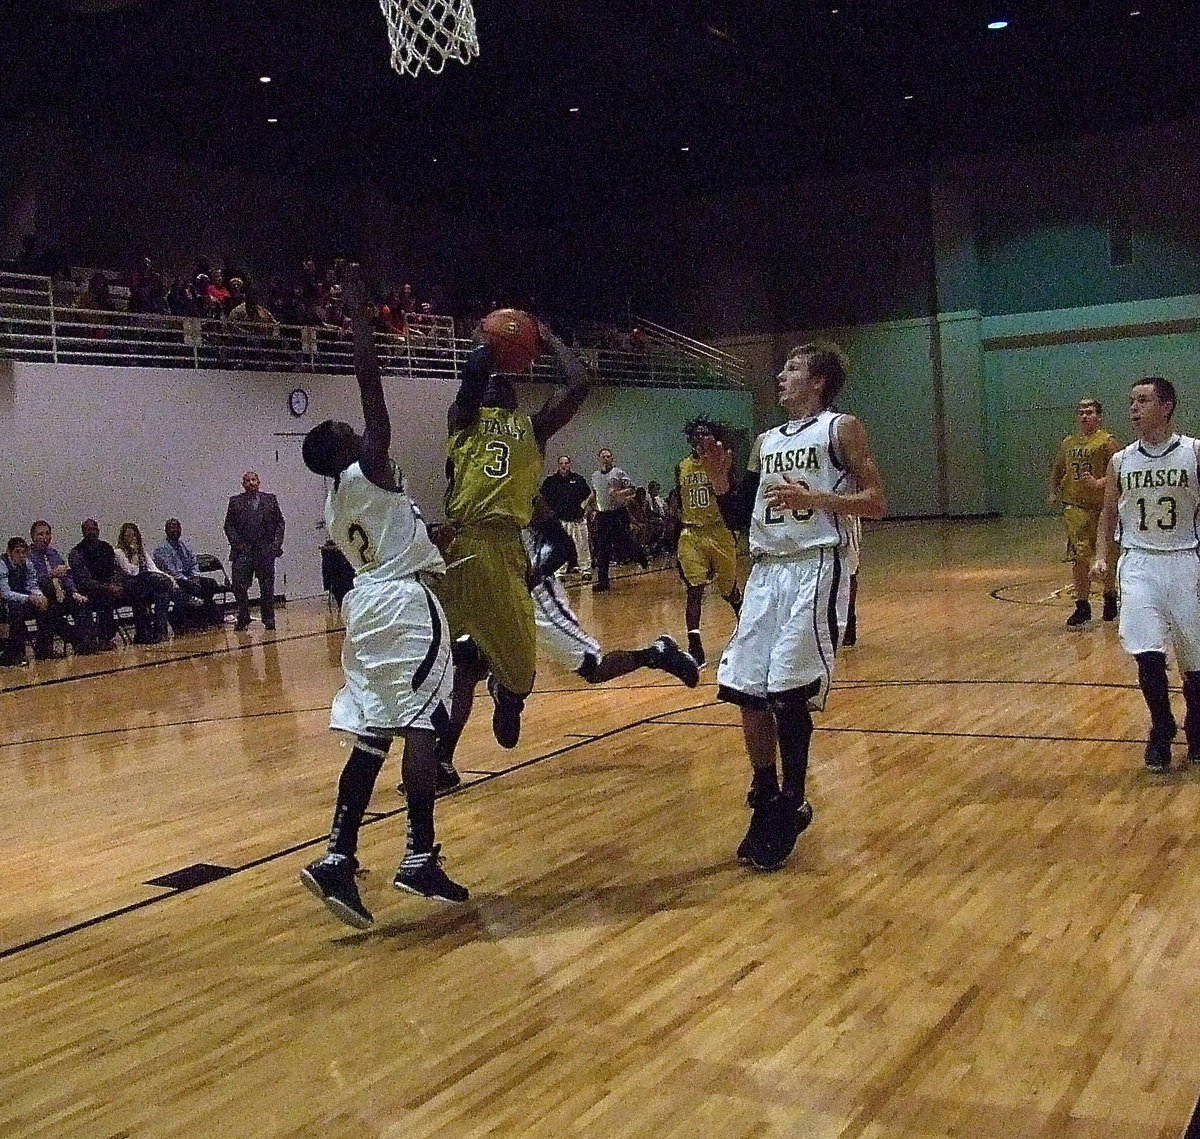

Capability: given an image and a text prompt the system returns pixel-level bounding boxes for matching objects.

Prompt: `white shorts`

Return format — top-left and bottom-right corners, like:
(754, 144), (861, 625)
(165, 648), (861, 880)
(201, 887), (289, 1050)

(1117, 548), (1200, 670)
(532, 576), (600, 673)
(717, 549), (848, 712)
(330, 578), (454, 737)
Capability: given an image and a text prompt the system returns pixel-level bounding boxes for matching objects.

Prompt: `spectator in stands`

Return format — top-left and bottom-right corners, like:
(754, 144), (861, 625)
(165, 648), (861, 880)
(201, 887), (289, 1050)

(540, 454), (592, 580)
(154, 519), (223, 630)
(206, 268), (232, 313)
(224, 275), (246, 316)
(114, 522), (177, 644)
(68, 518), (128, 647)
(320, 286), (351, 335)
(166, 276), (201, 318)
(192, 273), (218, 318)
(648, 479), (679, 553)
(74, 272), (114, 311)
(400, 282), (417, 314)
(378, 288), (407, 337)
(128, 257), (167, 315)
(1, 537), (47, 664)
(28, 521), (98, 654)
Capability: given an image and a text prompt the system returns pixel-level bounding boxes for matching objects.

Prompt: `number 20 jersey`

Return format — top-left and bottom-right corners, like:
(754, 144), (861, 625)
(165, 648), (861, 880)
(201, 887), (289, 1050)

(326, 462), (446, 584)
(748, 409), (851, 557)
(1113, 434), (1200, 552)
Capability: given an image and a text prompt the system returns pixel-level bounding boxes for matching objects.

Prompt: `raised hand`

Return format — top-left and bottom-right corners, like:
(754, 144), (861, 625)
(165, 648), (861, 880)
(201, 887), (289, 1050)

(695, 433), (733, 494)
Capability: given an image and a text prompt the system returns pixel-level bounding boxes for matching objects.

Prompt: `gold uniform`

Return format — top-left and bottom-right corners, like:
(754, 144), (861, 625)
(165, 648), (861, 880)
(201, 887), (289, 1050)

(1056, 429), (1115, 561)
(436, 407), (542, 696)
(676, 454), (738, 595)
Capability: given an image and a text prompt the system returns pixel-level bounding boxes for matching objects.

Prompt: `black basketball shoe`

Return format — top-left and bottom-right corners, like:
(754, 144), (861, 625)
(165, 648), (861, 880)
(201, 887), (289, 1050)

(647, 635), (700, 687)
(739, 793), (813, 871)
(1066, 600), (1092, 627)
(488, 676), (524, 749)
(393, 845), (469, 903)
(299, 854), (373, 929)
(1145, 717), (1177, 773)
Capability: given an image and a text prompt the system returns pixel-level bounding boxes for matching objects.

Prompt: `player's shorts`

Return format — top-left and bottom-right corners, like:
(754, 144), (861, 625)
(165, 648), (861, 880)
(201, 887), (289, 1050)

(532, 576), (600, 673)
(677, 523), (738, 595)
(717, 547), (849, 712)
(1063, 503), (1102, 562)
(1117, 548), (1200, 670)
(330, 578), (453, 737)
(432, 518), (536, 697)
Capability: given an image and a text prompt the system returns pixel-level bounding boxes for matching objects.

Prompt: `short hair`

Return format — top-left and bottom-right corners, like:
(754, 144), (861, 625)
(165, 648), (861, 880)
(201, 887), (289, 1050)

(29, 519), (50, 537)
(684, 416), (730, 445)
(1077, 397), (1102, 415)
(1134, 376), (1177, 418)
(7, 537), (28, 553)
(302, 420), (348, 478)
(787, 341), (850, 405)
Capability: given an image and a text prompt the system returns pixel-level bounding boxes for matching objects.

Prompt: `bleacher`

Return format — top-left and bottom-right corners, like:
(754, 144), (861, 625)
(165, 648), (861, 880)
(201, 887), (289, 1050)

(0, 272), (747, 390)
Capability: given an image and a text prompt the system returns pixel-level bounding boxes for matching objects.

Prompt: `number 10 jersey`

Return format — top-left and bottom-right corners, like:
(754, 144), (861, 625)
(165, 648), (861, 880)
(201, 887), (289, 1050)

(748, 410), (853, 557)
(1113, 434), (1200, 552)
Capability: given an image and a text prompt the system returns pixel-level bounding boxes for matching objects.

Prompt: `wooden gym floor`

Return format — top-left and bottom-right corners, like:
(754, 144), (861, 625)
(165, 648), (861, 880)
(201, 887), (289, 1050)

(3, 517), (1200, 1139)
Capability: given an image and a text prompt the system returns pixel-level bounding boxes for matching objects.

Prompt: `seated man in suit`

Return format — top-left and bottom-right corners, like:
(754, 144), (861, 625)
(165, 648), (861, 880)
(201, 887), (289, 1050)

(154, 519), (223, 630)
(28, 520), (98, 655)
(223, 471), (285, 631)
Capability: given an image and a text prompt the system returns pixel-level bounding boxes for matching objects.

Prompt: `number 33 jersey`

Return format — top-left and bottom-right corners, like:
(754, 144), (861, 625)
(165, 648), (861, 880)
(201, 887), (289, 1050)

(326, 462), (446, 584)
(1113, 434), (1200, 552)
(748, 410), (853, 557)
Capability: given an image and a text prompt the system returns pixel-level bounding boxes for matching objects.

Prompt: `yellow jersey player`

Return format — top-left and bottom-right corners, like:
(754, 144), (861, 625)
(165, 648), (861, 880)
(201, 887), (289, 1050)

(433, 320), (592, 783)
(1048, 397), (1120, 625)
(675, 418), (742, 667)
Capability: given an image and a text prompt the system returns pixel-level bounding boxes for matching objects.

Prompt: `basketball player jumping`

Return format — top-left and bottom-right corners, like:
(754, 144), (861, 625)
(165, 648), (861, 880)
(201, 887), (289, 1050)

(432, 317), (592, 787)
(297, 267), (466, 929)
(1092, 377), (1200, 772)
(674, 417), (742, 667)
(698, 343), (885, 871)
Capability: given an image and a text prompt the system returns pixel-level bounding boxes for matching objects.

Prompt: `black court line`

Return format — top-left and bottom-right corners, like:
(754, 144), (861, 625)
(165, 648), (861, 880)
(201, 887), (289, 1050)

(652, 715), (1154, 748)
(0, 625), (342, 696)
(0, 699), (713, 962)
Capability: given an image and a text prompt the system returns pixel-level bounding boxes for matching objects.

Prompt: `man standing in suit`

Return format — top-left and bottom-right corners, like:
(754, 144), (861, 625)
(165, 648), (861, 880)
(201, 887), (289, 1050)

(223, 470), (285, 631)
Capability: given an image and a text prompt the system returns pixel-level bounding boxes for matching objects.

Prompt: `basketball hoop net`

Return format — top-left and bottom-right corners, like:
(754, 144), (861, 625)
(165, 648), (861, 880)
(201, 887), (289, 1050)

(378, 0), (479, 77)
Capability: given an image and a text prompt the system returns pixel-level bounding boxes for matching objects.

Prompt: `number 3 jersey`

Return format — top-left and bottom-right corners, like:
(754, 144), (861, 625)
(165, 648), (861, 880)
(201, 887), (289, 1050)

(748, 409), (853, 557)
(445, 406), (541, 528)
(1113, 434), (1200, 552)
(326, 462), (446, 584)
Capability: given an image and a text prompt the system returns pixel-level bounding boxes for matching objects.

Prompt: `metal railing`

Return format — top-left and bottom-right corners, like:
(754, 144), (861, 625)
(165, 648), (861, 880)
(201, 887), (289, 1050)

(632, 315), (749, 386)
(0, 273), (746, 388)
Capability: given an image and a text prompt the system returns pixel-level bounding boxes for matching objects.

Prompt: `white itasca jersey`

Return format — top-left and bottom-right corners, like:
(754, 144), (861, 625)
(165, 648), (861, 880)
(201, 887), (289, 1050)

(749, 409), (851, 557)
(1114, 434), (1200, 552)
(326, 461), (446, 584)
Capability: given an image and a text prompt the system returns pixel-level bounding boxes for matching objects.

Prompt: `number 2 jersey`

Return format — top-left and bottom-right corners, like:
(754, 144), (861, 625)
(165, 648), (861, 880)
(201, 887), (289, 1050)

(748, 409), (853, 557)
(326, 461), (446, 584)
(1113, 434), (1200, 552)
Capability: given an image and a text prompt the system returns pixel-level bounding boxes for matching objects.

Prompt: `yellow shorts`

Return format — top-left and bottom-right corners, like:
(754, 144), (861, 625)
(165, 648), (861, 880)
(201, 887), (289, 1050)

(677, 524), (738, 595)
(432, 519), (536, 697)
(1063, 504), (1101, 562)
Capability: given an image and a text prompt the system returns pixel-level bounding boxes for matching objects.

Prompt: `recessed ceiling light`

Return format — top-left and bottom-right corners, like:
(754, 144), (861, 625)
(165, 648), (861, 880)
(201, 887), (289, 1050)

(681, 146), (690, 152)
(569, 106), (580, 113)
(987, 19), (1008, 30)
(904, 94), (915, 100)
(267, 117), (278, 123)
(259, 76), (271, 83)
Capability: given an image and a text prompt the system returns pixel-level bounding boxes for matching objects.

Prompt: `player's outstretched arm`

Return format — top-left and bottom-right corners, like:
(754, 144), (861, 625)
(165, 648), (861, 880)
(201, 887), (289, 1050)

(345, 267), (392, 488)
(698, 433), (759, 530)
(448, 342), (494, 433)
(532, 324), (592, 445)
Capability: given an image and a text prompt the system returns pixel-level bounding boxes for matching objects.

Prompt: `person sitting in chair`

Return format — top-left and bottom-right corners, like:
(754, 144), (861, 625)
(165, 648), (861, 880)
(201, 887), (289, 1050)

(154, 519), (223, 630)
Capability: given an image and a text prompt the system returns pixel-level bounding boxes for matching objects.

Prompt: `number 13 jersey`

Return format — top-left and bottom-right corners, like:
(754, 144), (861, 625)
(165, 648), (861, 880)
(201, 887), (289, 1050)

(326, 462), (446, 584)
(749, 409), (852, 557)
(1113, 434), (1200, 552)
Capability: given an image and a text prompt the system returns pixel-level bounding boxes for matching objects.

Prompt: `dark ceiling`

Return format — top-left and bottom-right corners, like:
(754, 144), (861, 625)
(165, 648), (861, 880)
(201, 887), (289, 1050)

(5, 1), (1200, 222)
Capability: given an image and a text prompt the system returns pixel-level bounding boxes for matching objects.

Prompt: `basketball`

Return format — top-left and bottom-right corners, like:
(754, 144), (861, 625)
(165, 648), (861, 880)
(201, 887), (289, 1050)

(480, 308), (542, 373)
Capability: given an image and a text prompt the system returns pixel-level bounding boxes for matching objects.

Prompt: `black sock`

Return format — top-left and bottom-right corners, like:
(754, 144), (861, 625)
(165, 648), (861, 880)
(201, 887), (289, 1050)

(1135, 652), (1174, 738)
(328, 737), (389, 857)
(401, 730), (438, 853)
(774, 698), (815, 800)
(1184, 671), (1200, 750)
(751, 764), (780, 797)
